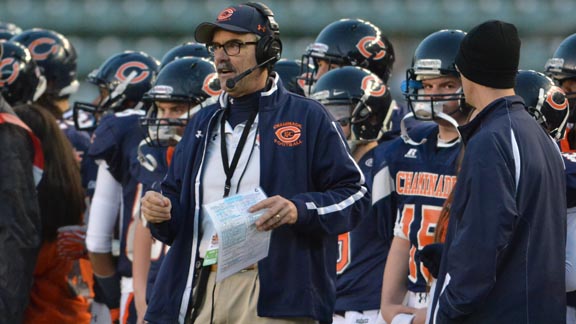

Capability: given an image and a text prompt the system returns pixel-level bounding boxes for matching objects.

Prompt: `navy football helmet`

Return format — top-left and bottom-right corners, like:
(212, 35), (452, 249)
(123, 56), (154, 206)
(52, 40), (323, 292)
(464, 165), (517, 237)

(515, 70), (569, 141)
(404, 29), (467, 121)
(159, 42), (211, 69)
(273, 59), (312, 96)
(141, 57), (220, 146)
(12, 28), (79, 98)
(0, 40), (46, 106)
(545, 33), (576, 122)
(302, 19), (395, 87)
(545, 33), (576, 82)
(73, 51), (159, 130)
(0, 22), (22, 40)
(311, 66), (392, 141)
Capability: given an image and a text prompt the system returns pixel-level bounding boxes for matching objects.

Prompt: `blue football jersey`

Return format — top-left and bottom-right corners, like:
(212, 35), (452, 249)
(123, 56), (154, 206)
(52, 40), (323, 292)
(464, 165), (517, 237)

(335, 145), (393, 312)
(373, 124), (461, 293)
(58, 119), (98, 198)
(132, 143), (171, 302)
(88, 109), (146, 277)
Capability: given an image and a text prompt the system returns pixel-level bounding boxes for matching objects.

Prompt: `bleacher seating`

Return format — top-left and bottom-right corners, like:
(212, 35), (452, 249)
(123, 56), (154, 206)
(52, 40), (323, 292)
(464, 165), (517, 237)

(1, 0), (574, 101)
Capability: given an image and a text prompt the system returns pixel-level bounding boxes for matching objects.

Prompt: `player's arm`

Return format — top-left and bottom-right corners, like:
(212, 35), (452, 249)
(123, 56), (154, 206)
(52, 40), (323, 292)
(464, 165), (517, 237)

(133, 215), (152, 323)
(372, 146), (417, 323)
(86, 163), (122, 276)
(380, 237), (417, 324)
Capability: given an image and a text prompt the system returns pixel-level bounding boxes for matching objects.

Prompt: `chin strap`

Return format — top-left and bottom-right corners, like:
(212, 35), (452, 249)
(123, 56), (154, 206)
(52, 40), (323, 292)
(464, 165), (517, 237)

(137, 139), (158, 172)
(400, 111), (462, 146)
(400, 113), (426, 146)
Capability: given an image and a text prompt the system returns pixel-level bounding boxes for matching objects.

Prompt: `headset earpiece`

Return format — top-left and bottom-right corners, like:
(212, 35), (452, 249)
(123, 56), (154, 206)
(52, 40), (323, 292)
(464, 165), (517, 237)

(244, 2), (283, 65)
(255, 35), (282, 65)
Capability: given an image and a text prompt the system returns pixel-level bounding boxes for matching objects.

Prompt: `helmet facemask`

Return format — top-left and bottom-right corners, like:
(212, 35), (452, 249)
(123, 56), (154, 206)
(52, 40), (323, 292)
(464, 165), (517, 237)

(404, 63), (465, 120)
(141, 96), (217, 147)
(300, 42), (345, 96)
(401, 67), (465, 146)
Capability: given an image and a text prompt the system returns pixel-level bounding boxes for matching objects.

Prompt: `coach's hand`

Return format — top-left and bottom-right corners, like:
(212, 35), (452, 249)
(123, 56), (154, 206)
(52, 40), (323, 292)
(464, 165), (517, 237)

(251, 195), (298, 231)
(141, 191), (172, 223)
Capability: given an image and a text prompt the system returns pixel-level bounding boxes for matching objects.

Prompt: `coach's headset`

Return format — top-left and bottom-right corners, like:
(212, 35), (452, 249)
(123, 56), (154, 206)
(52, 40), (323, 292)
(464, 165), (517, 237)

(245, 2), (283, 67)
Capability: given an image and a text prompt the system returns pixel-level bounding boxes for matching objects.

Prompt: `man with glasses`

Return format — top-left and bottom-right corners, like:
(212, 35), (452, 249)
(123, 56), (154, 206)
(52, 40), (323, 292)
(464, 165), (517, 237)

(141, 3), (370, 324)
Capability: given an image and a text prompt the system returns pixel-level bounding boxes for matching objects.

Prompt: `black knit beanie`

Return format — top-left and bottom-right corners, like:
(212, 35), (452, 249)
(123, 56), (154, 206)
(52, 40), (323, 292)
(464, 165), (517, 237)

(455, 20), (520, 89)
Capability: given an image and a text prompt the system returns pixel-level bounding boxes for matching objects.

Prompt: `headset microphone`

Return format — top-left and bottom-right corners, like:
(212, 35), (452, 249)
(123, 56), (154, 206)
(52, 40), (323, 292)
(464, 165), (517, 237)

(225, 55), (278, 89)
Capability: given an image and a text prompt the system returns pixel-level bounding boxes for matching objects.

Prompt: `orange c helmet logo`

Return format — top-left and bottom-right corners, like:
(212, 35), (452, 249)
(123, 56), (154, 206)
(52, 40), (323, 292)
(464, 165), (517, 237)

(28, 37), (59, 61)
(217, 8), (235, 21)
(274, 122), (302, 146)
(356, 36), (387, 61)
(203, 72), (222, 97)
(361, 75), (386, 97)
(115, 62), (150, 84)
(546, 86), (568, 111)
(0, 58), (20, 86)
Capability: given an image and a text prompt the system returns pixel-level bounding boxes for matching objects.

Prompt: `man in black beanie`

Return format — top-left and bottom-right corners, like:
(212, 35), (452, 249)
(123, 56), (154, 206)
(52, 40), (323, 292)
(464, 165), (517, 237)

(427, 20), (567, 324)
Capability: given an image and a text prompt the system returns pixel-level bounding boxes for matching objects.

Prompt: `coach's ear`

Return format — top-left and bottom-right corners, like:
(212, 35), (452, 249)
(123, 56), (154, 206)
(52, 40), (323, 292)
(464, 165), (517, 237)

(418, 243), (444, 279)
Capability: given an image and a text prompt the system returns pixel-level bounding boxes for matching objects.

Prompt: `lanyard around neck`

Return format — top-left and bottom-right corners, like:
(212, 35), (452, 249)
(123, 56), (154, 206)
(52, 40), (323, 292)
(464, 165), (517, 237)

(220, 107), (258, 198)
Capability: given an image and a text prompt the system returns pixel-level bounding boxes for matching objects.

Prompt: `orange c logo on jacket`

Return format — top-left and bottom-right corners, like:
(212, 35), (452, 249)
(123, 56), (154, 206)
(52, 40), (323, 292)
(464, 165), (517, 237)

(274, 122), (302, 147)
(115, 62), (150, 84)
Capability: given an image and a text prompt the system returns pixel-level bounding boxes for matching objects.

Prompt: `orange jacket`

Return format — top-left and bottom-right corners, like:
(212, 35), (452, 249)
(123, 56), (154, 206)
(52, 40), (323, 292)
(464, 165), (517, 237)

(23, 241), (91, 324)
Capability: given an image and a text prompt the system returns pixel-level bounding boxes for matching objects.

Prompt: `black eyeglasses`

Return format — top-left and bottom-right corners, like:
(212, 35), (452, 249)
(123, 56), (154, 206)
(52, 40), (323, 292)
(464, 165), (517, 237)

(206, 40), (258, 56)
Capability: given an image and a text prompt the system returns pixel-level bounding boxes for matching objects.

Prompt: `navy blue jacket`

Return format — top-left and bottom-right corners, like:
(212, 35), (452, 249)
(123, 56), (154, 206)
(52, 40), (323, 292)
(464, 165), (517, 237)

(429, 96), (566, 324)
(145, 75), (370, 324)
